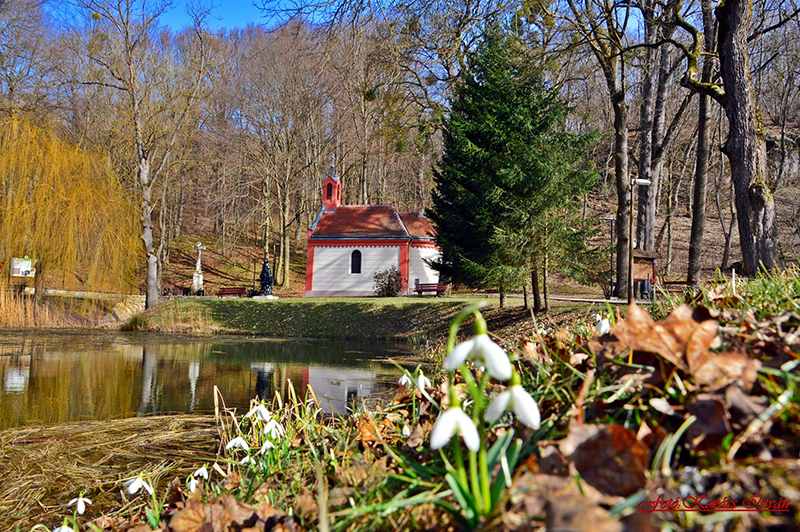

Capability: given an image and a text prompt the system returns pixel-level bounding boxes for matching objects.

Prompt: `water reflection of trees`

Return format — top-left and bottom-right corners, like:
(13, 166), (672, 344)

(0, 335), (415, 428)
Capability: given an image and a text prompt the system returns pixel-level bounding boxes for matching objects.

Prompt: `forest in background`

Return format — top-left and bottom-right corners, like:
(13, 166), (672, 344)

(0, 0), (798, 305)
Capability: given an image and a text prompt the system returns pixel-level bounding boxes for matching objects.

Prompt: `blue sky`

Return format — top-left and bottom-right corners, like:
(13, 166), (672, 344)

(159, 0), (276, 31)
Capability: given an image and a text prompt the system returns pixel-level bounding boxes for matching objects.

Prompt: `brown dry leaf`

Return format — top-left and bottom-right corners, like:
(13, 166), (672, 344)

(520, 340), (550, 366)
(636, 420), (666, 449)
(328, 486), (354, 508)
(294, 487), (318, 523)
(687, 394), (731, 451)
(555, 328), (572, 352)
(169, 499), (207, 532)
(405, 422), (425, 448)
(166, 477), (186, 510)
(221, 470), (240, 491)
(569, 351), (590, 366)
(692, 350), (761, 392)
(612, 304), (695, 369)
(357, 417), (379, 444)
(725, 385), (768, 429)
(684, 318), (720, 370)
(545, 494), (623, 532)
(219, 494), (260, 526)
(508, 471), (621, 530)
(255, 500), (282, 521)
(90, 516), (119, 529)
(206, 499), (237, 530)
(568, 425), (649, 496)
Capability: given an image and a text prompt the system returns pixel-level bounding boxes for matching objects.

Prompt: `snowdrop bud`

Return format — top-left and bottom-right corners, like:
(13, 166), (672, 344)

(416, 372), (432, 389)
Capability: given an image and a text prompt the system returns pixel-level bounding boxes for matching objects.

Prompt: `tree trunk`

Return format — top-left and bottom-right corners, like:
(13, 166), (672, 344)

(688, 0), (717, 282)
(282, 192), (291, 288)
(139, 158), (159, 309)
(637, 6), (657, 251)
(716, 0), (776, 276)
(531, 268), (542, 313)
(543, 252), (550, 312)
(523, 283), (528, 310)
(612, 89), (631, 299)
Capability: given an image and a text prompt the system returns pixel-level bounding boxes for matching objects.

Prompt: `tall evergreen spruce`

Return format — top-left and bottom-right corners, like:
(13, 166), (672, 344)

(428, 26), (599, 308)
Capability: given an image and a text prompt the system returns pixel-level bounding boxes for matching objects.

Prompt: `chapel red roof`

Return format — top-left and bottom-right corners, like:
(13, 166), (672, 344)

(310, 206), (436, 240)
(312, 206), (407, 237)
(399, 212), (435, 238)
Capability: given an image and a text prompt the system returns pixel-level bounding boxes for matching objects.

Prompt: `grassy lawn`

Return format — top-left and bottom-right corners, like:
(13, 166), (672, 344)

(132, 296), (520, 340)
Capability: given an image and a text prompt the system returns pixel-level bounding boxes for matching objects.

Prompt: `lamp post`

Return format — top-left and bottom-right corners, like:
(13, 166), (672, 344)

(628, 179), (651, 305)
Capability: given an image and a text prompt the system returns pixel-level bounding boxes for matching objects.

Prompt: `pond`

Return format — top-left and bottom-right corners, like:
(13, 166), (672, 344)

(0, 331), (419, 430)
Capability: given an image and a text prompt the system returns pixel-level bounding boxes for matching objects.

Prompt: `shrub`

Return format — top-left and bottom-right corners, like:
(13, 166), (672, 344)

(373, 266), (403, 297)
(121, 314), (149, 331)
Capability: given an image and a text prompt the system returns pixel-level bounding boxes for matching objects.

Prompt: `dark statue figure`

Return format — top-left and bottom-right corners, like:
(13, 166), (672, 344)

(258, 256), (274, 296)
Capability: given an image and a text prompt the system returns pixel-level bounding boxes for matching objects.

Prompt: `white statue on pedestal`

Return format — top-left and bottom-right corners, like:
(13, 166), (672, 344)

(192, 241), (206, 295)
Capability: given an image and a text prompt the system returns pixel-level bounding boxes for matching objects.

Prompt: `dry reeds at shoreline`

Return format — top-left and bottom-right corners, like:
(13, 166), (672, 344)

(0, 414), (217, 530)
(0, 286), (52, 328)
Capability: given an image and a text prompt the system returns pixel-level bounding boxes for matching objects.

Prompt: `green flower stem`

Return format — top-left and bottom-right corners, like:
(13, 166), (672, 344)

(459, 365), (493, 515)
(469, 448), (482, 513)
(449, 374), (468, 489)
(452, 432), (469, 489)
(476, 371), (491, 513)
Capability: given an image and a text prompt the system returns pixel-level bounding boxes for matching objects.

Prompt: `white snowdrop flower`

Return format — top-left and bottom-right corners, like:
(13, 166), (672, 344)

(225, 436), (250, 452)
(485, 379), (541, 429)
(264, 419), (285, 439)
(416, 372), (432, 390)
(595, 318), (611, 335)
(123, 475), (154, 495)
(398, 374), (412, 387)
(259, 441), (276, 454)
(53, 526), (75, 532)
(67, 495), (92, 515)
(240, 455), (254, 465)
(429, 406), (480, 452)
(188, 476), (199, 493)
(244, 404), (271, 422)
(401, 425), (411, 439)
(193, 466), (209, 479)
(446, 334), (512, 381)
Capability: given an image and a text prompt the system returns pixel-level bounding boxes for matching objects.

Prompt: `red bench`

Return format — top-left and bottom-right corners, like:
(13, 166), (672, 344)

(414, 283), (448, 296)
(216, 287), (250, 298)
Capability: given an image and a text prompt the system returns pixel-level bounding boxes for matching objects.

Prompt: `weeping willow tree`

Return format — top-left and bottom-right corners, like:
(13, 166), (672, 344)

(0, 116), (140, 294)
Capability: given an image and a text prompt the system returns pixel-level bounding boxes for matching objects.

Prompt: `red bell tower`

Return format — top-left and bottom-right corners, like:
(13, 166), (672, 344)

(322, 156), (341, 211)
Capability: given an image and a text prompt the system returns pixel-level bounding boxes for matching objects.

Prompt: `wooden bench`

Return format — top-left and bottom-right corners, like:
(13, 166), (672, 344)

(216, 287), (250, 298)
(658, 280), (700, 297)
(414, 283), (448, 296)
(660, 280), (699, 291)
